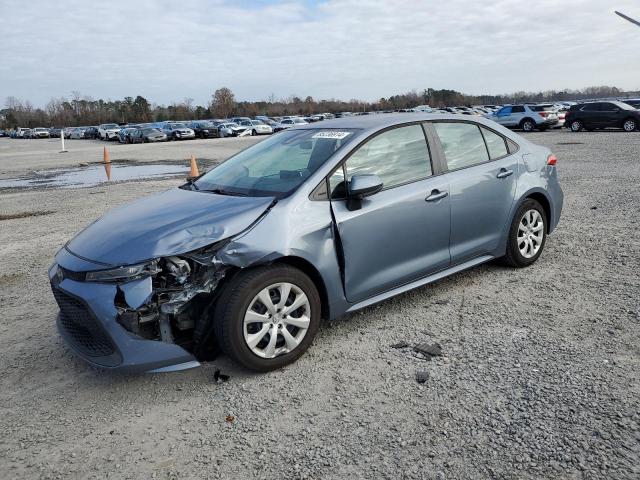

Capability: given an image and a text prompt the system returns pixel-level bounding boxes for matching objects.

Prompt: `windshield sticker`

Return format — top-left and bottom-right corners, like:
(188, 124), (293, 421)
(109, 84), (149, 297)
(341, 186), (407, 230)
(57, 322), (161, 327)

(312, 131), (352, 140)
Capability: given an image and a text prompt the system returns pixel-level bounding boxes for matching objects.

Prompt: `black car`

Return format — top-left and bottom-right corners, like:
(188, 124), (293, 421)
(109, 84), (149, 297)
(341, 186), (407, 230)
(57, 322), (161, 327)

(565, 101), (640, 132)
(83, 127), (99, 139)
(189, 121), (220, 138)
(621, 98), (640, 109)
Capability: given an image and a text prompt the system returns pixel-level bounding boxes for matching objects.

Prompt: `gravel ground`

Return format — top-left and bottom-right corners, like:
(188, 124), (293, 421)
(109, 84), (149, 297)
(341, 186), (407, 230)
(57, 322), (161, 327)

(0, 130), (638, 479)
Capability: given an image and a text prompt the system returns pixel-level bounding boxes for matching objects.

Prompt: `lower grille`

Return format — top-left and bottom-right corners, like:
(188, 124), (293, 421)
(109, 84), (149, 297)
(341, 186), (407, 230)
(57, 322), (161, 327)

(52, 287), (119, 363)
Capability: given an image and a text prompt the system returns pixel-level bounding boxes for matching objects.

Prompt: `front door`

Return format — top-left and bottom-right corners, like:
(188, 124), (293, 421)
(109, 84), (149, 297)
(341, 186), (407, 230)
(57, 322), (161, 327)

(329, 124), (451, 303)
(431, 121), (518, 263)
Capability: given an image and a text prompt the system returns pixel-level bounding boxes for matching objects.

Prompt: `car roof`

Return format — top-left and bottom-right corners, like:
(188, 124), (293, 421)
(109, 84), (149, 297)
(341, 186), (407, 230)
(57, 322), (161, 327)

(293, 112), (498, 133)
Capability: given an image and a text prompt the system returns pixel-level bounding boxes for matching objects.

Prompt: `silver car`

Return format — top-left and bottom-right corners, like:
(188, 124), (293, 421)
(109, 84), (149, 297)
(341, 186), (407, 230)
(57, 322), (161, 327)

(162, 123), (196, 141)
(49, 114), (563, 373)
(486, 105), (558, 132)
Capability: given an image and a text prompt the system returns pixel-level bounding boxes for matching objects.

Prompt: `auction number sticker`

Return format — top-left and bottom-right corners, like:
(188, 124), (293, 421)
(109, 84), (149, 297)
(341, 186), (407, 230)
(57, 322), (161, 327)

(312, 131), (352, 140)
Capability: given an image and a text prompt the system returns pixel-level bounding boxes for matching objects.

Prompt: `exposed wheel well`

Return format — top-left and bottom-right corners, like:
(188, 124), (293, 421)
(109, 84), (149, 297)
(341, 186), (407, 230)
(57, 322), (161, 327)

(272, 256), (330, 321)
(525, 193), (551, 233)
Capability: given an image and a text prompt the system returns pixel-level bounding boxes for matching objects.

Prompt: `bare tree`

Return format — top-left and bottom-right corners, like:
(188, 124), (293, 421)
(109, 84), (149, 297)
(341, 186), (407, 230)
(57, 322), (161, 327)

(210, 87), (236, 118)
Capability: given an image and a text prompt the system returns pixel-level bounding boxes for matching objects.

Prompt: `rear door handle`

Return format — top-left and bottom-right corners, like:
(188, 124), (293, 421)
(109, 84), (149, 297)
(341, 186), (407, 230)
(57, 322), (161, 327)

(425, 190), (448, 202)
(497, 168), (514, 179)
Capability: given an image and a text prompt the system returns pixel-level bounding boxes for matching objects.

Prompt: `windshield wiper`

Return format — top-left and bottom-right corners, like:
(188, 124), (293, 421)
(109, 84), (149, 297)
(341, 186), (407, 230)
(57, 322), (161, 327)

(181, 178), (199, 191)
(200, 188), (249, 197)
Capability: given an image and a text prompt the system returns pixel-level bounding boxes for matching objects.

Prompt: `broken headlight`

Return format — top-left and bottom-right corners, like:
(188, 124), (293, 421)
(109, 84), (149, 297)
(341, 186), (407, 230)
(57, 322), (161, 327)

(85, 260), (161, 283)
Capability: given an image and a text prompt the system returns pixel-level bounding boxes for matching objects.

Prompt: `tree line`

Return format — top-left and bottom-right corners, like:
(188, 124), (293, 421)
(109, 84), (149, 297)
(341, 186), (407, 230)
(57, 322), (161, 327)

(1, 85), (637, 129)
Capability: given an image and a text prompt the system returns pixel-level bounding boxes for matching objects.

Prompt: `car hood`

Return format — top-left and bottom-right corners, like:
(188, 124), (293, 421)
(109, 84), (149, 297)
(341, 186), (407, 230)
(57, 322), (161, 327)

(67, 188), (275, 266)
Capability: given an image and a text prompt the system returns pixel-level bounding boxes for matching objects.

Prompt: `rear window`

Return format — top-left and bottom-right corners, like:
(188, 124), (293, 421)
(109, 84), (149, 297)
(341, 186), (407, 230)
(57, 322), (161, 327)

(530, 105), (555, 112)
(434, 122), (489, 170)
(480, 127), (508, 159)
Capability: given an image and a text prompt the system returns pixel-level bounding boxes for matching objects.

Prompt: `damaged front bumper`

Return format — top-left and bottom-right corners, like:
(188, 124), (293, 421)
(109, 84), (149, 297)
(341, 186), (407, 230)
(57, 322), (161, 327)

(49, 246), (228, 373)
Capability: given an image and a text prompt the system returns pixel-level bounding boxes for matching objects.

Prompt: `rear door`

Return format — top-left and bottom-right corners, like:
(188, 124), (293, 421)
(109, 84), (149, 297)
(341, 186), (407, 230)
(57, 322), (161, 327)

(510, 105), (526, 127)
(429, 121), (518, 263)
(329, 124), (451, 302)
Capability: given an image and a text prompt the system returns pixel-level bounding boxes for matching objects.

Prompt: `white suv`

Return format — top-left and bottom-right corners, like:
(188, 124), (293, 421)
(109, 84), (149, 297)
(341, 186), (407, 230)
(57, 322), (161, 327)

(98, 123), (122, 141)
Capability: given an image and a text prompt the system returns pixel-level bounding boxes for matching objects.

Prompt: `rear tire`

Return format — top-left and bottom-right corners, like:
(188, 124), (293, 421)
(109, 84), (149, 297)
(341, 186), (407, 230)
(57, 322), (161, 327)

(623, 118), (637, 132)
(502, 199), (547, 268)
(570, 120), (583, 132)
(213, 265), (321, 372)
(521, 119), (535, 132)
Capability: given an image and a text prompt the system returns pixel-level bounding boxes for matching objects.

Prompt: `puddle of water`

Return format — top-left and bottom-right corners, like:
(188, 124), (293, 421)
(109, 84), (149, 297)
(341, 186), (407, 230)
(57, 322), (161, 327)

(0, 164), (189, 189)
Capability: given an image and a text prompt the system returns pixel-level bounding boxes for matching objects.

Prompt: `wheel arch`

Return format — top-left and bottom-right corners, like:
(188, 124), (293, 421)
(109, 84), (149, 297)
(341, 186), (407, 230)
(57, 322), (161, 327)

(524, 191), (552, 233)
(271, 256), (330, 321)
(520, 117), (536, 127)
(622, 116), (638, 130)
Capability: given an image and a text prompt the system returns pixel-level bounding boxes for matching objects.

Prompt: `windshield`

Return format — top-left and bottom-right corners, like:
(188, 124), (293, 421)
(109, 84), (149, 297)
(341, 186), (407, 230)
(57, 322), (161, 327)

(170, 123), (187, 128)
(103, 124), (119, 129)
(194, 128), (358, 197)
(142, 128), (160, 134)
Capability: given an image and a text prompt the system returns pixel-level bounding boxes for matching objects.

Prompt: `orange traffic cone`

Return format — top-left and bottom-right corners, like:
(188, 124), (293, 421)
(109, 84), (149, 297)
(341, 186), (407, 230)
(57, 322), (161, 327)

(103, 163), (112, 181)
(189, 155), (199, 178)
(103, 146), (110, 164)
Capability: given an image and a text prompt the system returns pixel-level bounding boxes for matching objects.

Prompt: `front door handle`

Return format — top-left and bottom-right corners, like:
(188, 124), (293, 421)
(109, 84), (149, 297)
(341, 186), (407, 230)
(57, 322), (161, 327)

(425, 190), (448, 202)
(497, 168), (514, 179)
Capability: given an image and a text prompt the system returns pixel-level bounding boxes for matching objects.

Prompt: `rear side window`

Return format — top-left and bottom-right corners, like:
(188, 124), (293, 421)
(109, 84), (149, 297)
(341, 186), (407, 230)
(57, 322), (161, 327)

(343, 124), (432, 189)
(433, 122), (489, 170)
(512, 106), (525, 113)
(480, 127), (508, 159)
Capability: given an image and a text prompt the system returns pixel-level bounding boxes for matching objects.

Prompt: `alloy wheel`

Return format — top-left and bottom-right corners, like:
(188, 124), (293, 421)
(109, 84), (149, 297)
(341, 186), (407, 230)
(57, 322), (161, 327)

(522, 120), (534, 132)
(623, 120), (636, 132)
(518, 209), (544, 259)
(243, 282), (311, 359)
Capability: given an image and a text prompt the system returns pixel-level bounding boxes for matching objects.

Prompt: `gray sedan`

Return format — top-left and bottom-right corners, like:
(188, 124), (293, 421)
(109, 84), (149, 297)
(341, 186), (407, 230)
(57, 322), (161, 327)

(49, 114), (563, 373)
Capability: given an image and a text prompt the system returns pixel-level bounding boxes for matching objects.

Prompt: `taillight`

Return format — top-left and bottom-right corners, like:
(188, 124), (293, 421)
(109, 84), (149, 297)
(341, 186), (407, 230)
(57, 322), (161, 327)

(547, 154), (557, 166)
(538, 111), (549, 118)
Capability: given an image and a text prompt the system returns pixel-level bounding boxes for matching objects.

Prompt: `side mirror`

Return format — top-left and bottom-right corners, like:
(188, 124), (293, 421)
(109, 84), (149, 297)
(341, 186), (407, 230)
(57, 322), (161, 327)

(347, 174), (383, 210)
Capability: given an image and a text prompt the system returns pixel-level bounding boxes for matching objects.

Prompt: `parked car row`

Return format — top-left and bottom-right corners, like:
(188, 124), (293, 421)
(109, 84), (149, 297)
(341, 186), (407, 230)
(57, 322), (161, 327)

(5, 98), (638, 139)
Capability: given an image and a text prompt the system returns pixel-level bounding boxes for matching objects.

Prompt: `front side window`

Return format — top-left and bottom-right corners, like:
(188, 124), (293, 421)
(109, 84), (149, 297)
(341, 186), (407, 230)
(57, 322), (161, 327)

(195, 128), (358, 197)
(480, 127), (508, 159)
(497, 106), (512, 116)
(433, 122), (489, 170)
(338, 124), (431, 194)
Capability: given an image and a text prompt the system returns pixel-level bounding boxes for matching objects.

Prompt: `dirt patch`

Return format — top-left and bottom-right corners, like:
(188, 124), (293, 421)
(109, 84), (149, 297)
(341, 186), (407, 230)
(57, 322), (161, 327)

(0, 210), (55, 221)
(0, 273), (24, 286)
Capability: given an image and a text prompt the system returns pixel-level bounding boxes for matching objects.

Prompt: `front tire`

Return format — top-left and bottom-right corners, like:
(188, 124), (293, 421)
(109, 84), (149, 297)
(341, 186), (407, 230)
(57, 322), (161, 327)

(213, 265), (321, 371)
(502, 199), (547, 268)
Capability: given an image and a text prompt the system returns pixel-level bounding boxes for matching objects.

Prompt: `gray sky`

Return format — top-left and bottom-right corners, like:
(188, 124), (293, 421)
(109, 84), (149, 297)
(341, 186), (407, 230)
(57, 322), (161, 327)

(1, 0), (639, 107)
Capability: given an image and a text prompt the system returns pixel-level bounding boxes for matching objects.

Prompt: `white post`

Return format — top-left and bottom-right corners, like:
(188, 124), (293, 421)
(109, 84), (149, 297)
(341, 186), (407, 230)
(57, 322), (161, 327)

(60, 129), (67, 153)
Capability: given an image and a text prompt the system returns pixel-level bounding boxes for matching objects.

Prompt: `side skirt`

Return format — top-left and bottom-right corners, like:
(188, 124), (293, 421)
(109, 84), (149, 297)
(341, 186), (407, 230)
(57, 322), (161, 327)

(345, 255), (494, 313)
